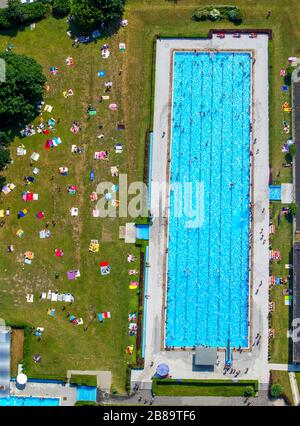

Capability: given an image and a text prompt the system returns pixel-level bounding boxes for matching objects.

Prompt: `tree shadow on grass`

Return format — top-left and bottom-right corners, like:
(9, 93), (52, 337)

(0, 24), (26, 39)
(67, 18), (122, 41)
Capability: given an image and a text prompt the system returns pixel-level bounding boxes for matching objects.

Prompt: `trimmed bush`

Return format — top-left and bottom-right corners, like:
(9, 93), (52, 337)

(271, 383), (284, 398)
(75, 401), (98, 406)
(53, 0), (71, 17)
(244, 386), (254, 397)
(228, 8), (243, 25)
(70, 375), (97, 387)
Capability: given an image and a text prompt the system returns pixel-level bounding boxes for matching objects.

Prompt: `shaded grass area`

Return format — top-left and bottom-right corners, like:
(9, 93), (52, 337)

(269, 204), (293, 363)
(152, 378), (259, 397)
(270, 370), (293, 405)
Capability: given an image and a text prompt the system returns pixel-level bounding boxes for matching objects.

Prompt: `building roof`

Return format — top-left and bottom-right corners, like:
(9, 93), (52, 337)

(195, 346), (217, 366)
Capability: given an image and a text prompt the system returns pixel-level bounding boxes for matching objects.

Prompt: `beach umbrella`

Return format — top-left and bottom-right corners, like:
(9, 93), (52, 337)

(156, 363), (169, 377)
(109, 103), (118, 111)
(98, 70), (106, 77)
(33, 354), (41, 363)
(37, 211), (44, 219)
(16, 373), (28, 385)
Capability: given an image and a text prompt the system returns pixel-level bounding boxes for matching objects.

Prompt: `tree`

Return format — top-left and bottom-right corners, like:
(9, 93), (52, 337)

(271, 383), (283, 398)
(0, 51), (46, 123)
(72, 0), (126, 32)
(6, 0), (22, 22)
(53, 0), (71, 17)
(0, 132), (11, 148)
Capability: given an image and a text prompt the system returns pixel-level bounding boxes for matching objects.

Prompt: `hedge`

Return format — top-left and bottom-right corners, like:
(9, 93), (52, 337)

(75, 401), (98, 406)
(70, 375), (97, 387)
(152, 378), (259, 397)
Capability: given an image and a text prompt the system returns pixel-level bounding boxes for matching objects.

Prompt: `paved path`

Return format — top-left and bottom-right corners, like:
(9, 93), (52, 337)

(269, 363), (300, 372)
(104, 390), (274, 406)
(289, 372), (300, 405)
(10, 381), (77, 406)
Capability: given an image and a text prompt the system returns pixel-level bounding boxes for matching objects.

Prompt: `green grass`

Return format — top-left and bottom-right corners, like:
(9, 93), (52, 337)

(70, 375), (97, 387)
(0, 16), (141, 393)
(294, 372), (300, 396)
(270, 370), (293, 405)
(269, 204), (293, 363)
(152, 379), (258, 397)
(0, 0), (299, 391)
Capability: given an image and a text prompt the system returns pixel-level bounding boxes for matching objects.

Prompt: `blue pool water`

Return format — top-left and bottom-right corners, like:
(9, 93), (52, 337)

(0, 396), (60, 406)
(269, 185), (281, 201)
(76, 386), (97, 402)
(166, 51), (251, 348)
(136, 224), (150, 240)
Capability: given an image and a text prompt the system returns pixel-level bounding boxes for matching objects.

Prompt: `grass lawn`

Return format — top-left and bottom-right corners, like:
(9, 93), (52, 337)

(270, 370), (293, 405)
(0, 0), (299, 392)
(294, 372), (300, 395)
(269, 204), (293, 363)
(152, 379), (258, 397)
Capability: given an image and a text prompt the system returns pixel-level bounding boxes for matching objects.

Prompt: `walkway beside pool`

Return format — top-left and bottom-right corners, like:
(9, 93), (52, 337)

(131, 34), (269, 388)
(9, 381), (77, 406)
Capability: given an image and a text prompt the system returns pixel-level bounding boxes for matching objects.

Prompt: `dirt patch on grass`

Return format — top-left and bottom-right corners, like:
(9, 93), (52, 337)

(11, 329), (25, 376)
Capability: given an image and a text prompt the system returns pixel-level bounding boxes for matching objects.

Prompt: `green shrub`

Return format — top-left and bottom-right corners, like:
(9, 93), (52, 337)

(53, 0), (71, 17)
(70, 375), (97, 387)
(192, 5), (242, 24)
(271, 383), (284, 398)
(228, 8), (243, 24)
(192, 8), (209, 21)
(244, 386), (254, 397)
(75, 401), (98, 406)
(209, 8), (221, 21)
(289, 202), (298, 216)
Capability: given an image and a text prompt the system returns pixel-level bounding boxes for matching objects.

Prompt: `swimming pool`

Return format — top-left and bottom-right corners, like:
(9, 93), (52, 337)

(269, 185), (281, 201)
(166, 51), (251, 348)
(0, 396), (60, 406)
(76, 386), (97, 402)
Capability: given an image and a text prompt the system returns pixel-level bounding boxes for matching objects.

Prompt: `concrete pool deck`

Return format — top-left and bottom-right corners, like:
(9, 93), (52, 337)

(131, 35), (269, 389)
(9, 381), (77, 406)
